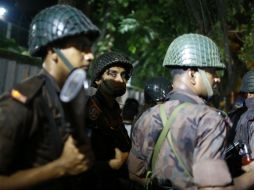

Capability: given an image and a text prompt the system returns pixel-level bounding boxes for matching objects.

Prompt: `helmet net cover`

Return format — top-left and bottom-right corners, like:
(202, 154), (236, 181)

(144, 76), (171, 104)
(240, 70), (254, 93)
(91, 52), (133, 88)
(28, 4), (100, 56)
(163, 33), (225, 69)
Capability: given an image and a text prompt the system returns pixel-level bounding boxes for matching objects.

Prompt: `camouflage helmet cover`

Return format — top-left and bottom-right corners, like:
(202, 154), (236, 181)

(144, 76), (171, 105)
(91, 52), (133, 88)
(240, 70), (254, 93)
(28, 4), (100, 56)
(163, 33), (225, 69)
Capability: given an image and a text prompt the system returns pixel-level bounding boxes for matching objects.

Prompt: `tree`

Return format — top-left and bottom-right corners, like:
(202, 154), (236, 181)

(85, 0), (254, 109)
(58, 0), (77, 6)
(2, 0), (254, 109)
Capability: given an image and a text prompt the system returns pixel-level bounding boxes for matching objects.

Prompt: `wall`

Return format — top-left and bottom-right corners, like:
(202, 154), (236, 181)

(0, 50), (41, 94)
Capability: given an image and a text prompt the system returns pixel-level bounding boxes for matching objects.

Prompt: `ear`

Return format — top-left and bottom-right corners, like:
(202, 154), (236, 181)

(47, 48), (58, 63)
(188, 69), (197, 85)
(95, 79), (102, 86)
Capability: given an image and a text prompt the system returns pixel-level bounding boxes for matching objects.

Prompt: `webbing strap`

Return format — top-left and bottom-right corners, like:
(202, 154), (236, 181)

(152, 103), (191, 177)
(167, 126), (192, 178)
(53, 48), (74, 71)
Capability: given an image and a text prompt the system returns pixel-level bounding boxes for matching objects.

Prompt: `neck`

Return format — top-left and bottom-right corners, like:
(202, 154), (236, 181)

(98, 89), (115, 108)
(173, 77), (194, 93)
(43, 62), (66, 89)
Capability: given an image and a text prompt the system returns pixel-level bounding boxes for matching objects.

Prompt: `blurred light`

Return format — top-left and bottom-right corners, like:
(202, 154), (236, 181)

(0, 7), (7, 20)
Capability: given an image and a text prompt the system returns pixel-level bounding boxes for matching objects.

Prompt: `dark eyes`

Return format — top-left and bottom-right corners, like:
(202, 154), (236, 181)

(107, 70), (127, 79)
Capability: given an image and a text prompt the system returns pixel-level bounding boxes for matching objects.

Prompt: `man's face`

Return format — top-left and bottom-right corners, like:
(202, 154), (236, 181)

(195, 68), (221, 98)
(95, 66), (128, 98)
(102, 66), (128, 83)
(58, 35), (94, 76)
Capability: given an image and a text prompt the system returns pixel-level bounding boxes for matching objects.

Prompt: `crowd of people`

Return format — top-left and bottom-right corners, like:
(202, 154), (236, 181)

(1, 3), (254, 190)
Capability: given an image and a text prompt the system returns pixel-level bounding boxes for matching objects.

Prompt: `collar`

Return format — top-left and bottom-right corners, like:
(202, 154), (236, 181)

(245, 97), (254, 109)
(39, 69), (61, 93)
(166, 88), (206, 105)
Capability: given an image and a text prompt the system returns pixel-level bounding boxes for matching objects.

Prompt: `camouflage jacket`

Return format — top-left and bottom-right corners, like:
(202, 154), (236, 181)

(233, 97), (254, 158)
(128, 89), (232, 190)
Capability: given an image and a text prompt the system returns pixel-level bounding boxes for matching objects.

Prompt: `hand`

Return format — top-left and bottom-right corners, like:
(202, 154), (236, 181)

(108, 148), (129, 170)
(242, 160), (254, 173)
(58, 135), (92, 175)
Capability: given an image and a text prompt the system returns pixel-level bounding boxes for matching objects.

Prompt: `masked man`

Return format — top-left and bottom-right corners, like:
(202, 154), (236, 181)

(85, 52), (134, 190)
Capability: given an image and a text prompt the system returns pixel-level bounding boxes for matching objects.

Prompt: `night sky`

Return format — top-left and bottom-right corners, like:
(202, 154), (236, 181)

(0, 0), (57, 27)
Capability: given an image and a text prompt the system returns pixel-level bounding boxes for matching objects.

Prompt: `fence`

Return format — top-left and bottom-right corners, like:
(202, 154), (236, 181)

(0, 50), (41, 94)
(0, 19), (28, 47)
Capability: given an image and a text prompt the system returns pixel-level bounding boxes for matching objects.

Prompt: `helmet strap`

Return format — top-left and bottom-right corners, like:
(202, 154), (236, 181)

(198, 68), (213, 98)
(53, 48), (74, 71)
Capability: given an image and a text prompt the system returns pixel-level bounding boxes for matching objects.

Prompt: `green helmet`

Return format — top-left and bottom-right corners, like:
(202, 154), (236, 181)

(28, 4), (100, 56)
(91, 52), (133, 88)
(163, 33), (225, 69)
(240, 70), (254, 93)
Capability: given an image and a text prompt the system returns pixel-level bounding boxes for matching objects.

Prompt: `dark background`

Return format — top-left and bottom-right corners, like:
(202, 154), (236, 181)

(0, 0), (58, 47)
(0, 0), (57, 27)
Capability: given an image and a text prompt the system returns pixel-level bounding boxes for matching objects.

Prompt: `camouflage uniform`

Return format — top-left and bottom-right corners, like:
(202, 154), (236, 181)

(128, 89), (232, 190)
(231, 70), (254, 158)
(233, 97), (254, 158)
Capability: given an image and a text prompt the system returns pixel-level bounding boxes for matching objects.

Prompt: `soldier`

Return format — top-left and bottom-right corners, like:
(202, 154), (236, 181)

(0, 4), (100, 190)
(85, 52), (133, 190)
(231, 70), (254, 156)
(142, 76), (171, 113)
(132, 76), (171, 131)
(128, 33), (254, 190)
(226, 72), (250, 148)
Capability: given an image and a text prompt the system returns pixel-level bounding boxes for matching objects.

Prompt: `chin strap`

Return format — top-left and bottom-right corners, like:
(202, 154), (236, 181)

(198, 68), (214, 98)
(53, 47), (74, 71)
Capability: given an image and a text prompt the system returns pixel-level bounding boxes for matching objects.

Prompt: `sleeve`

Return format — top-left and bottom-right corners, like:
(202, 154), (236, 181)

(92, 160), (113, 175)
(0, 97), (30, 174)
(248, 122), (254, 158)
(128, 112), (147, 178)
(192, 108), (232, 187)
(128, 107), (162, 177)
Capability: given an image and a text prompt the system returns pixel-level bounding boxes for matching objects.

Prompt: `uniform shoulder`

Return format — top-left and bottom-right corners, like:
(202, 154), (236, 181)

(203, 105), (232, 127)
(10, 75), (45, 104)
(197, 104), (229, 119)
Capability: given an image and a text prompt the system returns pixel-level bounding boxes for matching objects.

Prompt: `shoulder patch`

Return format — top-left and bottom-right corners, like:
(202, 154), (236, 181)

(11, 89), (27, 103)
(11, 75), (45, 104)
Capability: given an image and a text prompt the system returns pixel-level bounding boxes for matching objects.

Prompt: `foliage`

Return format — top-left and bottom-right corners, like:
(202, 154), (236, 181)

(88, 0), (198, 87)
(0, 34), (28, 55)
(1, 0), (254, 93)
(86, 0), (254, 97)
(236, 4), (254, 69)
